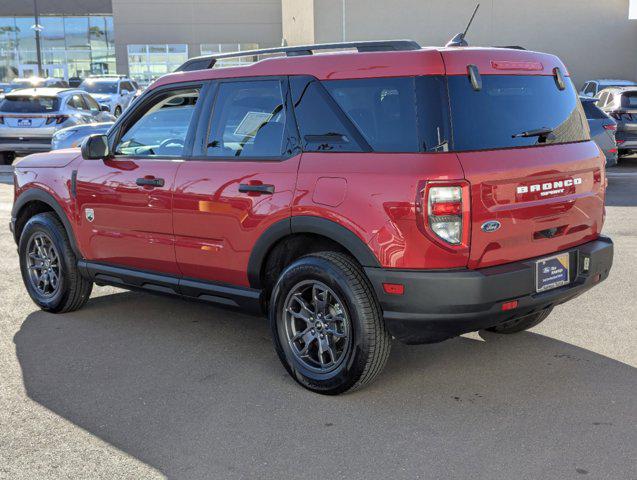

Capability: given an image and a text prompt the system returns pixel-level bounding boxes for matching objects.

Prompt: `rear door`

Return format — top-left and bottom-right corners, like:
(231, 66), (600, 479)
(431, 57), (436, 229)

(172, 77), (300, 286)
(75, 83), (203, 275)
(441, 61), (604, 269)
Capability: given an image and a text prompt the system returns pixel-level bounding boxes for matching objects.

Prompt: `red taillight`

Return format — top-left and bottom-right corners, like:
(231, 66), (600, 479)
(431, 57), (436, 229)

(46, 115), (68, 125)
(603, 124), (617, 131)
(431, 201), (463, 216)
(416, 181), (470, 249)
(501, 300), (519, 311)
(616, 139), (625, 145)
(608, 148), (618, 153)
(382, 283), (404, 295)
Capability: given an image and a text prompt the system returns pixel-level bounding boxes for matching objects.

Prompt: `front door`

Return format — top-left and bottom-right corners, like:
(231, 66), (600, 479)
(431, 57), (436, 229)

(75, 84), (203, 275)
(173, 78), (300, 287)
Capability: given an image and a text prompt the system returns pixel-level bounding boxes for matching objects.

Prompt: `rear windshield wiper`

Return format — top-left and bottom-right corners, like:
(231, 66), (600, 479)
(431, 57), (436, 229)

(511, 127), (554, 139)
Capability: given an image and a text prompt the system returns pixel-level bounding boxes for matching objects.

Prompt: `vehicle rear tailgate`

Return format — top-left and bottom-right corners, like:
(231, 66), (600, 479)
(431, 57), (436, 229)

(458, 141), (605, 269)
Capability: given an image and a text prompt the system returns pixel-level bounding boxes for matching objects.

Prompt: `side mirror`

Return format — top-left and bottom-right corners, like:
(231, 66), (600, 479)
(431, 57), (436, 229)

(81, 134), (110, 160)
(100, 104), (110, 112)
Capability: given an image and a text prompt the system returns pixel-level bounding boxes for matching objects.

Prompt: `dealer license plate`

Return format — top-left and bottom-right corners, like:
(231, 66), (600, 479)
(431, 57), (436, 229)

(535, 252), (570, 292)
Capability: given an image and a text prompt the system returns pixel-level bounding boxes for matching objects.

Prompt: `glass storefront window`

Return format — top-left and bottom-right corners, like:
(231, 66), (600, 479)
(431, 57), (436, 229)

(200, 43), (260, 67)
(0, 15), (115, 82)
(127, 44), (188, 85)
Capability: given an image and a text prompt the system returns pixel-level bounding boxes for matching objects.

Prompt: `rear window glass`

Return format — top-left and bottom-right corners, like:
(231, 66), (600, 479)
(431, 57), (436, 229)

(0, 96), (59, 113)
(581, 100), (607, 119)
(448, 75), (589, 151)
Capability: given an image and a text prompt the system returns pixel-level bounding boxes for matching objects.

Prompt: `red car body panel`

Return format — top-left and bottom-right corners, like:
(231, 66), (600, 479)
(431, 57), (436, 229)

(293, 152), (469, 269)
(74, 158), (181, 275)
(459, 142), (605, 269)
(172, 156), (301, 286)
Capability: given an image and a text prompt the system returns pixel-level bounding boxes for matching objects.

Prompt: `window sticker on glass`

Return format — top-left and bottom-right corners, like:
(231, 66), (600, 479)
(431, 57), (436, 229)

(234, 111), (273, 137)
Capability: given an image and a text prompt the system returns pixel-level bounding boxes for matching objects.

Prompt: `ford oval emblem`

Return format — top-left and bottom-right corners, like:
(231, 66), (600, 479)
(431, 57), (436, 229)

(481, 220), (501, 233)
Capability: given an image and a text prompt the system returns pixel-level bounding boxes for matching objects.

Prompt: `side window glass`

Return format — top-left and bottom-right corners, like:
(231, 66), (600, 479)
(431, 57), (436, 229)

(83, 94), (100, 112)
(323, 77), (420, 152)
(290, 76), (363, 152)
(67, 94), (85, 110)
(115, 87), (200, 157)
(584, 82), (595, 95)
(597, 92), (608, 106)
(206, 80), (287, 158)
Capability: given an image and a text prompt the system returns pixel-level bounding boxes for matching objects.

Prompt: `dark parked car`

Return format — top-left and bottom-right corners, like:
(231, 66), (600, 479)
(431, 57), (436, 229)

(580, 96), (617, 166)
(0, 88), (114, 163)
(596, 87), (637, 158)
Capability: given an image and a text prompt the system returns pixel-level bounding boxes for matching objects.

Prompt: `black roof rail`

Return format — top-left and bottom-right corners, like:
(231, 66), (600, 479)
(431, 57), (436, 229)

(175, 40), (422, 72)
(492, 45), (527, 50)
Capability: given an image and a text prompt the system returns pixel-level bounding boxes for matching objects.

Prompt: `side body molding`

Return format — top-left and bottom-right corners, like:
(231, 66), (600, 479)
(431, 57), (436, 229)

(247, 216), (381, 288)
(11, 188), (82, 259)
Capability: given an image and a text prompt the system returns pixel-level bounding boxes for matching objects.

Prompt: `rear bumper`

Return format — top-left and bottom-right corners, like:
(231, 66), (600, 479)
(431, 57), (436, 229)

(0, 136), (52, 153)
(365, 237), (613, 344)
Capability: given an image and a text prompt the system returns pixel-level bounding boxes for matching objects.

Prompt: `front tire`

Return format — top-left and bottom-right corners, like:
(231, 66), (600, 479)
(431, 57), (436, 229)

(485, 307), (553, 334)
(270, 252), (391, 395)
(19, 212), (93, 313)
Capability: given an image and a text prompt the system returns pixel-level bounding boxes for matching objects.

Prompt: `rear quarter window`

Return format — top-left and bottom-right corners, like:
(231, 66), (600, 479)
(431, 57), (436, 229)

(448, 75), (590, 151)
(322, 77), (420, 152)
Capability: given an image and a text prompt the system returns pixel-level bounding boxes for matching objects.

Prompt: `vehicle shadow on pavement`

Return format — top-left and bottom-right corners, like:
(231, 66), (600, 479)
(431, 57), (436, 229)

(14, 290), (636, 480)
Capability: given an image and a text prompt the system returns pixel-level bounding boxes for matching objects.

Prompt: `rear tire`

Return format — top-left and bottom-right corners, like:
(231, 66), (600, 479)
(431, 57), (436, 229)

(269, 252), (391, 395)
(485, 307), (553, 334)
(19, 212), (93, 313)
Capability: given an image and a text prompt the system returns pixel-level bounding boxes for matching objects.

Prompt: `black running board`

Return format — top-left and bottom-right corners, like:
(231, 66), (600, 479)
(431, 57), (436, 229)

(78, 260), (263, 314)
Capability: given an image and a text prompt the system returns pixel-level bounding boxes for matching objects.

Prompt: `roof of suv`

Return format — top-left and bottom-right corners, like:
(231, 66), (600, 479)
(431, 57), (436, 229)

(154, 46), (567, 89)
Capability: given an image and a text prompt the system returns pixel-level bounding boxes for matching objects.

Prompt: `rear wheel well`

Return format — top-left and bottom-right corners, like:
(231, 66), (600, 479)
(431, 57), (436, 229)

(15, 200), (57, 242)
(260, 233), (354, 303)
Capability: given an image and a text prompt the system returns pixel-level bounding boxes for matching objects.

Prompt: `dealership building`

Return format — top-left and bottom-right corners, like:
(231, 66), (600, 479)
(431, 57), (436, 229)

(1, 0), (636, 87)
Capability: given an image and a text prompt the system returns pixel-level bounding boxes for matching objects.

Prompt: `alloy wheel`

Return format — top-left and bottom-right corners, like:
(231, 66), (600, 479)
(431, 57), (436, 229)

(26, 232), (61, 298)
(282, 280), (352, 373)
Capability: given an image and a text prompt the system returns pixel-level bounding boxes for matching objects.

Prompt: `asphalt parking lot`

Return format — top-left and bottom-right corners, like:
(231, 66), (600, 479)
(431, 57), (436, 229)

(0, 160), (635, 480)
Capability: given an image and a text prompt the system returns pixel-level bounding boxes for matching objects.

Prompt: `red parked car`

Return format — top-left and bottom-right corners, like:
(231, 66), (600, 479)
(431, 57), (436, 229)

(10, 41), (613, 394)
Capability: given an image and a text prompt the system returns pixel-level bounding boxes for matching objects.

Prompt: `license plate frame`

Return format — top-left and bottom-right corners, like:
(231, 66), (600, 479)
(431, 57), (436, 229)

(535, 252), (570, 293)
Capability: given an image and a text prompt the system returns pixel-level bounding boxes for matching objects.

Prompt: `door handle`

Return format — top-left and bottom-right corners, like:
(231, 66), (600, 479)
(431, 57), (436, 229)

(238, 183), (275, 195)
(136, 177), (165, 187)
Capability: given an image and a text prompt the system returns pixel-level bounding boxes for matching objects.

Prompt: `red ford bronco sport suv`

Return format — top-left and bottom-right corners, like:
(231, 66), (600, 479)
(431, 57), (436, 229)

(11, 41), (613, 394)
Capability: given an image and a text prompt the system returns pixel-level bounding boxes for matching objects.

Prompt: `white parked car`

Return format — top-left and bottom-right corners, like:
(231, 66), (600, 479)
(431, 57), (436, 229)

(0, 88), (114, 164)
(78, 76), (139, 117)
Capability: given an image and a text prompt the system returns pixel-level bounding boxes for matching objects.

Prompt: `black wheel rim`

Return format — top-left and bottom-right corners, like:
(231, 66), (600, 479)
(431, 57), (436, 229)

(282, 280), (351, 373)
(26, 232), (61, 298)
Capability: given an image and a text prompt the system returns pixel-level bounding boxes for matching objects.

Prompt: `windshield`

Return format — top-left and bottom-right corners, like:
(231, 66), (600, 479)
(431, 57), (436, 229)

(80, 81), (117, 94)
(0, 96), (59, 113)
(448, 75), (589, 151)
